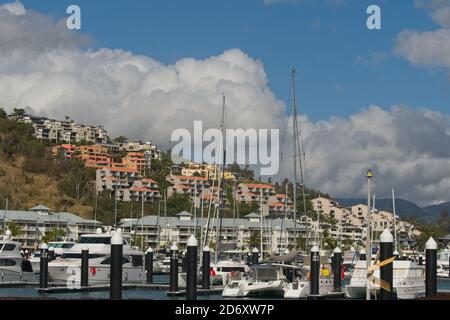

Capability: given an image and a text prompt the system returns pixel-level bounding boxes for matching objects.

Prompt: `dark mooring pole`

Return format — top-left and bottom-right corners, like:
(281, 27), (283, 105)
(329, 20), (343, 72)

(169, 243), (179, 292)
(379, 228), (394, 300)
(145, 247), (154, 284)
(425, 237), (437, 298)
(110, 229), (123, 300)
(186, 235), (198, 300)
(333, 246), (342, 292)
(202, 245), (211, 289)
(309, 245), (320, 298)
(39, 243), (48, 289)
(81, 246), (89, 287)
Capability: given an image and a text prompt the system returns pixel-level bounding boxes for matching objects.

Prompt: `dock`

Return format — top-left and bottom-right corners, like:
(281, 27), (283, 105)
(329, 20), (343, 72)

(36, 283), (223, 295)
(166, 286), (224, 297)
(37, 283), (170, 293)
(307, 291), (346, 300)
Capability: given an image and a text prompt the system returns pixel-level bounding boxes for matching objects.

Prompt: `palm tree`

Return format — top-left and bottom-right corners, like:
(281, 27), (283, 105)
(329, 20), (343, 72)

(42, 228), (66, 243)
(3, 222), (23, 237)
(11, 108), (25, 118)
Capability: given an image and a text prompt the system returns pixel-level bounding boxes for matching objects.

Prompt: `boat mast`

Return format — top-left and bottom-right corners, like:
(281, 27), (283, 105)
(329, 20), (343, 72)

(141, 192), (144, 250)
(392, 188), (397, 253)
(291, 67), (308, 249)
(260, 188), (264, 260)
(366, 169), (373, 301)
(216, 93), (227, 263)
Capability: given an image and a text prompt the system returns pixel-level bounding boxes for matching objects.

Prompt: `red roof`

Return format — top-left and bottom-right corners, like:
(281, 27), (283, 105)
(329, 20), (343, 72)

(108, 166), (138, 173)
(173, 184), (190, 189)
(129, 187), (152, 192)
(142, 178), (157, 184)
(172, 175), (207, 181)
(240, 183), (274, 189)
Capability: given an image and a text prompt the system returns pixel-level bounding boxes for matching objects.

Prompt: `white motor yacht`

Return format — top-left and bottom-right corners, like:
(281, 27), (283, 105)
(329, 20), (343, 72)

(47, 229), (145, 286)
(29, 241), (76, 273)
(344, 259), (425, 299)
(0, 231), (37, 282)
(222, 263), (289, 298)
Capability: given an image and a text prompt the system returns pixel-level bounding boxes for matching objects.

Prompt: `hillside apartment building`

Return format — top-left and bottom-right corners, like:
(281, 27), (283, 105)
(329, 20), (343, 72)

(311, 196), (420, 247)
(17, 115), (108, 144)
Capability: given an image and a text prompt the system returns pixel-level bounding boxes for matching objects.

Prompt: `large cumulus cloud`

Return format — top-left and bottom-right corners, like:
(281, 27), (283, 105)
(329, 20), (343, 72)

(279, 106), (450, 206)
(1, 2), (450, 205)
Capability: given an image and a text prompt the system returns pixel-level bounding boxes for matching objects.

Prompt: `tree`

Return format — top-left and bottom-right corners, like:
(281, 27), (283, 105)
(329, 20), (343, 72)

(113, 136), (128, 144)
(248, 230), (260, 248)
(11, 108), (25, 118)
(295, 236), (306, 250)
(4, 222), (23, 237)
(42, 228), (66, 243)
(166, 193), (192, 215)
(0, 108), (6, 119)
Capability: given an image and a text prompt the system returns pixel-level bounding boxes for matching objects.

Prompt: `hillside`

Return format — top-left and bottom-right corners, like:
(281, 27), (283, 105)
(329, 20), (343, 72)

(0, 158), (93, 218)
(423, 202), (450, 222)
(0, 115), (94, 219)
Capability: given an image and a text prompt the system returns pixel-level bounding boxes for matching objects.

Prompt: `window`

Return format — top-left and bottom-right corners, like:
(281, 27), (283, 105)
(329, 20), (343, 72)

(100, 256), (130, 265)
(61, 253), (105, 259)
(0, 259), (16, 266)
(79, 237), (110, 244)
(0, 244), (16, 251)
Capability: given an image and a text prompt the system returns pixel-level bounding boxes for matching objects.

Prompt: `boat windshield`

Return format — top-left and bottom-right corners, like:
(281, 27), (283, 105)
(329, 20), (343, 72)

(253, 268), (280, 281)
(60, 253), (105, 259)
(79, 237), (129, 245)
(0, 243), (16, 251)
(79, 237), (111, 244)
(49, 243), (75, 249)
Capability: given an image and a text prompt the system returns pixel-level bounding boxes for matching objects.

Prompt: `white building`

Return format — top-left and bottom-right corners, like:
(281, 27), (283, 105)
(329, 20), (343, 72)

(18, 115), (108, 144)
(0, 205), (101, 250)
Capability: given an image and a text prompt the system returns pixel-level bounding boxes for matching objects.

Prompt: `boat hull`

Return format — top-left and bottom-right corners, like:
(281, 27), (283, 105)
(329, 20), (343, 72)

(48, 263), (145, 285)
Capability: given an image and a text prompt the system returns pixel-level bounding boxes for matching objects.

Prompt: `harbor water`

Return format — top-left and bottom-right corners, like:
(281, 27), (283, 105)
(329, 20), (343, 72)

(0, 276), (448, 299)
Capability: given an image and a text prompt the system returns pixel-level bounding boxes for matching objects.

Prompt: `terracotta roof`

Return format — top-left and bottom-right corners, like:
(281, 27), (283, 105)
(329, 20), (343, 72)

(172, 175), (207, 181)
(142, 178), (157, 184)
(269, 202), (285, 207)
(129, 187), (152, 192)
(276, 194), (287, 198)
(108, 166), (138, 173)
(173, 184), (190, 189)
(240, 183), (274, 189)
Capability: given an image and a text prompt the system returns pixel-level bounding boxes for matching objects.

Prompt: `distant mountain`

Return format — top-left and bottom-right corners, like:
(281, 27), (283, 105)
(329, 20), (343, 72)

(423, 202), (450, 222)
(335, 198), (432, 222)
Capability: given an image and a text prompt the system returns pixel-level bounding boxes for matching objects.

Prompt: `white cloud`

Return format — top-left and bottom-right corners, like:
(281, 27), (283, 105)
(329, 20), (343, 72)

(395, 1), (450, 69)
(1, 1), (450, 205)
(278, 106), (450, 206)
(3, 0), (25, 15)
(394, 29), (450, 68)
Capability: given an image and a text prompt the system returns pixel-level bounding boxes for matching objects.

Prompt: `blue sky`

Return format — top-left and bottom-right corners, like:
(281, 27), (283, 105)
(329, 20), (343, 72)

(19, 0), (450, 121)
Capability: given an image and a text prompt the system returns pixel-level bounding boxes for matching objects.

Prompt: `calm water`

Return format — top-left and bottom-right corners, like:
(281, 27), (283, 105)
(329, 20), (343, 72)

(0, 277), (448, 300)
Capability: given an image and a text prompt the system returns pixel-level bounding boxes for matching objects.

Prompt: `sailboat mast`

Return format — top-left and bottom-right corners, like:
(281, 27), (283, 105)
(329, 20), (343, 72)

(260, 188), (264, 259)
(291, 69), (298, 245)
(366, 169), (373, 301)
(392, 188), (397, 252)
(291, 67), (308, 249)
(216, 93), (227, 262)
